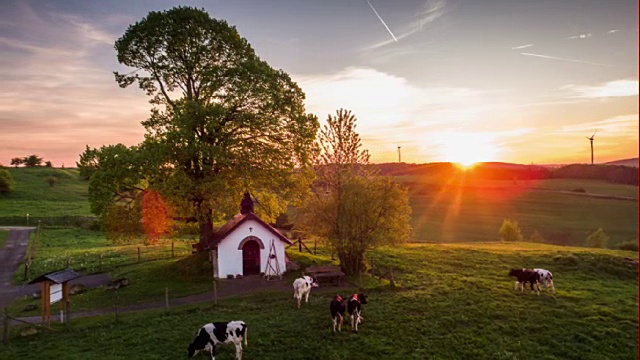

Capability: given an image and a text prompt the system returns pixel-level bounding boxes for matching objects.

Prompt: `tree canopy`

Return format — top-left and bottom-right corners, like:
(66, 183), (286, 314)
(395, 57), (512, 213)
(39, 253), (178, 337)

(0, 168), (14, 195)
(295, 109), (412, 275)
(81, 6), (319, 245)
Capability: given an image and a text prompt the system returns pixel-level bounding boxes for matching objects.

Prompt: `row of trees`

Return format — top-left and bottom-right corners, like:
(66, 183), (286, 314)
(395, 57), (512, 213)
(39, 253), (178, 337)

(10, 155), (52, 168)
(78, 6), (412, 275)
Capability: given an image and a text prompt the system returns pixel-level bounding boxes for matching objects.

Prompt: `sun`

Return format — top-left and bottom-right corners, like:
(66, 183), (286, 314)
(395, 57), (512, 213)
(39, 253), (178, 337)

(436, 132), (500, 167)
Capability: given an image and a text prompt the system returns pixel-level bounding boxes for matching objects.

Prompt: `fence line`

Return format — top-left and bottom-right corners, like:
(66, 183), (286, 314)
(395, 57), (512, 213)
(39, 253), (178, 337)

(22, 244), (193, 284)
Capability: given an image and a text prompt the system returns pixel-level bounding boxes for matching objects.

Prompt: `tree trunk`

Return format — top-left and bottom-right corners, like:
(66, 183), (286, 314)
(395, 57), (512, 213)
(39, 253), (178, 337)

(337, 248), (366, 276)
(197, 202), (214, 250)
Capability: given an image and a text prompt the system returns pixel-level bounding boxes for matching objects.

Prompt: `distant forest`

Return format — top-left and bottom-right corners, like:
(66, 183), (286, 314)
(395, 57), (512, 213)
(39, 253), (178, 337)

(374, 162), (639, 186)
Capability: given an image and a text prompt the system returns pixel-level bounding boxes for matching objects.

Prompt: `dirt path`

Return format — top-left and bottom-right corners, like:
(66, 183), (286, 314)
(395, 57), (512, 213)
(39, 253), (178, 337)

(14, 277), (351, 324)
(0, 227), (34, 309)
(0, 227), (112, 310)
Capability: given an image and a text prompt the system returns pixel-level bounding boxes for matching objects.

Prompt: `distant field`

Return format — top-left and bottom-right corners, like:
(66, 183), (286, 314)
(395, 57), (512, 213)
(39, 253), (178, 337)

(1, 242), (637, 360)
(1, 167), (637, 248)
(401, 176), (638, 247)
(0, 168), (91, 218)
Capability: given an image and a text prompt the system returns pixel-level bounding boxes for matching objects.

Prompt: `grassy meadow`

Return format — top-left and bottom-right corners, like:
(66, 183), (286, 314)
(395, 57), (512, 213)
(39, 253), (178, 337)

(1, 242), (637, 360)
(8, 227), (213, 316)
(0, 229), (8, 247)
(0, 168), (91, 219)
(399, 174), (638, 247)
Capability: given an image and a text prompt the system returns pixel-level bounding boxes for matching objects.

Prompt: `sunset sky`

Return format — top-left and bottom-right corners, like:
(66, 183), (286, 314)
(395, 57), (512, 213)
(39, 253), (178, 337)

(1, 0), (638, 167)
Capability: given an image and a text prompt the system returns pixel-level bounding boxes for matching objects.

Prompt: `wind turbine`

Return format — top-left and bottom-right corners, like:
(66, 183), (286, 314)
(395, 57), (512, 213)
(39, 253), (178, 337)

(586, 131), (597, 165)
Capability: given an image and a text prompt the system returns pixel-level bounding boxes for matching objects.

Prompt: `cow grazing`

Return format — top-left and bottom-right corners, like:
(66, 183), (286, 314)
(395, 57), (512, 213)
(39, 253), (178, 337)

(534, 268), (556, 293)
(292, 275), (319, 308)
(347, 293), (368, 333)
(329, 294), (346, 333)
(508, 268), (540, 295)
(187, 321), (248, 360)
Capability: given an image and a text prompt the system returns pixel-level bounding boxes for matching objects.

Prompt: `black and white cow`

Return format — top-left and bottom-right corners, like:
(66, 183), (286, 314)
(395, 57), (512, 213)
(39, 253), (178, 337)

(329, 294), (346, 333)
(292, 275), (319, 308)
(187, 321), (248, 360)
(533, 268), (556, 293)
(508, 268), (540, 295)
(347, 293), (368, 333)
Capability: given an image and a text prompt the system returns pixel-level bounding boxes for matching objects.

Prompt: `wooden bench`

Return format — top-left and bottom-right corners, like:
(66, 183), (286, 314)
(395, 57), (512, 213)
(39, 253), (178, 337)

(306, 265), (345, 286)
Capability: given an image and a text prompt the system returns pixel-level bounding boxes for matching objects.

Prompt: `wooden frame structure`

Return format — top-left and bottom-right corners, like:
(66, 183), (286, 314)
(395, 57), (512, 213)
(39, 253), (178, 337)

(28, 269), (80, 327)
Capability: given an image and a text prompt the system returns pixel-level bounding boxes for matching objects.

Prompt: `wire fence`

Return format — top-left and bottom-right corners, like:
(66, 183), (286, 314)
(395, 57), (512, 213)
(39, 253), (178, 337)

(21, 243), (194, 284)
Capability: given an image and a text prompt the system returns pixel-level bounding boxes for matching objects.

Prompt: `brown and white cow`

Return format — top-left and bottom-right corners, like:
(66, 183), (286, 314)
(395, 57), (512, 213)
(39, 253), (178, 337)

(329, 294), (346, 333)
(347, 293), (368, 333)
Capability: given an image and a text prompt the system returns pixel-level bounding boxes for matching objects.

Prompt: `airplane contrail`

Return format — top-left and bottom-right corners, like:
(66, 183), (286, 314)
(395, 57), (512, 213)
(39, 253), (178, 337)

(520, 52), (610, 67)
(366, 0), (398, 42)
(511, 44), (533, 50)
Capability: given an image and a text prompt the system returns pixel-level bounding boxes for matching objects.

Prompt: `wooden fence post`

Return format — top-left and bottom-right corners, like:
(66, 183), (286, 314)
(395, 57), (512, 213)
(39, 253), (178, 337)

(137, 247), (141, 263)
(314, 239), (317, 255)
(23, 257), (30, 281)
(3, 307), (9, 344)
(99, 253), (103, 272)
(165, 288), (169, 311)
(171, 240), (175, 258)
(214, 282), (217, 305)
(114, 289), (119, 323)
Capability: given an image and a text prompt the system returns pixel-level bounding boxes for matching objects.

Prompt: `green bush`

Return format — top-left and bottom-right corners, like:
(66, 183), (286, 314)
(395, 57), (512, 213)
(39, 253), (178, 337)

(528, 230), (546, 243)
(499, 219), (523, 242)
(586, 228), (610, 248)
(0, 168), (14, 195)
(616, 240), (638, 252)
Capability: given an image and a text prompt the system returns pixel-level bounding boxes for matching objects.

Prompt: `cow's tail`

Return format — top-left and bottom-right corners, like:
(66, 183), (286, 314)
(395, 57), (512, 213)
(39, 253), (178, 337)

(244, 325), (248, 347)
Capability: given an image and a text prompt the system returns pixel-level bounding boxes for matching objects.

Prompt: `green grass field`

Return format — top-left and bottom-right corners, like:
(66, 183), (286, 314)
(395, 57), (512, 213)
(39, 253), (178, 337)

(0, 168), (91, 218)
(0, 230), (8, 247)
(403, 176), (638, 247)
(1, 242), (637, 360)
(1, 167), (637, 248)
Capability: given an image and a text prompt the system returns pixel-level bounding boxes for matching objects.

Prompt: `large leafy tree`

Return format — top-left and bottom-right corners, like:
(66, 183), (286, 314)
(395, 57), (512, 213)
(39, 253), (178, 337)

(81, 6), (318, 245)
(0, 168), (15, 195)
(295, 109), (412, 275)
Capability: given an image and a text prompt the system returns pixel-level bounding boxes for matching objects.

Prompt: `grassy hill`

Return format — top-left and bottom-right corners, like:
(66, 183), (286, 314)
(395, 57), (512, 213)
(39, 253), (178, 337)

(1, 242), (636, 359)
(1, 166), (637, 247)
(402, 175), (638, 247)
(0, 167), (92, 220)
(604, 157), (639, 167)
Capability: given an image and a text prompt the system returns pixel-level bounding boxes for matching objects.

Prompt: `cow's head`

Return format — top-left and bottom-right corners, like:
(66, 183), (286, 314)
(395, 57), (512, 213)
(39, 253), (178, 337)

(508, 268), (521, 277)
(187, 328), (209, 358)
(186, 342), (199, 358)
(334, 294), (345, 302)
(305, 275), (319, 288)
(355, 293), (368, 305)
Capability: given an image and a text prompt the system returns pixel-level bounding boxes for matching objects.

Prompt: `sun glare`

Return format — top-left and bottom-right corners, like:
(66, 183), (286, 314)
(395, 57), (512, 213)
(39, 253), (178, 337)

(436, 132), (499, 167)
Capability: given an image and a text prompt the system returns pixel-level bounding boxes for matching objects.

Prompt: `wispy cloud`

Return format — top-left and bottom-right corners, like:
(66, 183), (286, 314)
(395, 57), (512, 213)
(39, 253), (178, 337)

(560, 114), (639, 134)
(511, 44), (534, 50)
(562, 79), (639, 98)
(363, 0), (447, 51)
(0, 3), (148, 166)
(567, 33), (592, 40)
(607, 29), (620, 34)
(520, 52), (610, 67)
